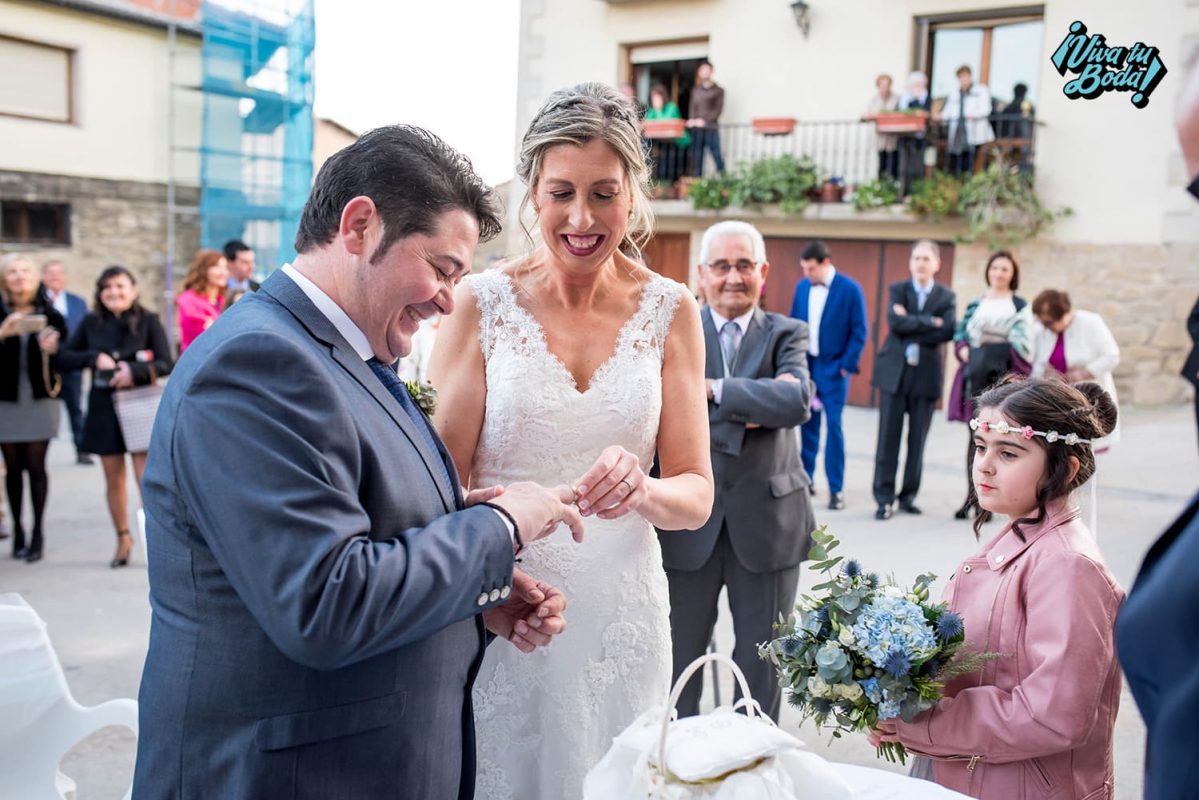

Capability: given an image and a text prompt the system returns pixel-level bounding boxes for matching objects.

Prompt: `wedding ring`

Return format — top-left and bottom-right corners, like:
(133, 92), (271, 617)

(620, 478), (634, 492)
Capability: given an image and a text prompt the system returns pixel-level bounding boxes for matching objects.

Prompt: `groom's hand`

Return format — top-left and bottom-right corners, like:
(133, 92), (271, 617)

(483, 569), (567, 653)
(489, 483), (584, 546)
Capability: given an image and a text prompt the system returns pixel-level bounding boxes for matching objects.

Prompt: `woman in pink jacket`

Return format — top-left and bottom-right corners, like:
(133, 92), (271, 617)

(872, 376), (1123, 799)
(175, 249), (228, 353)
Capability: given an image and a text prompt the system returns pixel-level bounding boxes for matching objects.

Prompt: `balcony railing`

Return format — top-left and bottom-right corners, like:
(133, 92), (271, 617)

(643, 113), (1038, 198)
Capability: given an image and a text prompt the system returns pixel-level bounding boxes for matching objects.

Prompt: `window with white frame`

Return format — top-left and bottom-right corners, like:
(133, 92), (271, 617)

(0, 35), (73, 123)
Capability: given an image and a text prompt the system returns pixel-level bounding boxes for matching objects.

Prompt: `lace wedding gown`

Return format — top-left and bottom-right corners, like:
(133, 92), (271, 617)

(468, 269), (683, 799)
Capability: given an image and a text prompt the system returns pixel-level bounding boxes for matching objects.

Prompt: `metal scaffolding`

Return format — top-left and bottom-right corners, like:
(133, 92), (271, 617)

(166, 0), (314, 328)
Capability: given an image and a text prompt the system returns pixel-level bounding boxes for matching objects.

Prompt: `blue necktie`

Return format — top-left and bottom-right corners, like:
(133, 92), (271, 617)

(367, 358), (454, 495)
(905, 288), (929, 367)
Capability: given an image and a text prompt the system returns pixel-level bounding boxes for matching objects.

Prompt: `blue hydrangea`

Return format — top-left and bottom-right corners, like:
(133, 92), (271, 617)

(850, 594), (939, 665)
(936, 611), (964, 641)
(878, 696), (903, 720)
(860, 676), (882, 704)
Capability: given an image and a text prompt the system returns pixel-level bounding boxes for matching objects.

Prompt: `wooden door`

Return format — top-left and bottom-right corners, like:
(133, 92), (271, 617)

(760, 237), (955, 407)
(641, 232), (691, 286)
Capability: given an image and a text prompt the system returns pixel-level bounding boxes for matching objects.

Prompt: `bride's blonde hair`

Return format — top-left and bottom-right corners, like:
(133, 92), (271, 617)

(516, 82), (655, 262)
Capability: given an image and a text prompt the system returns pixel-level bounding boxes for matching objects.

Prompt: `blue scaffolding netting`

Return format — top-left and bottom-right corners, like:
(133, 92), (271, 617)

(198, 0), (314, 275)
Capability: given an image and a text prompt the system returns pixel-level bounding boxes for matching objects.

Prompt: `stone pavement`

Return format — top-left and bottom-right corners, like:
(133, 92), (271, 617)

(1, 403), (1194, 798)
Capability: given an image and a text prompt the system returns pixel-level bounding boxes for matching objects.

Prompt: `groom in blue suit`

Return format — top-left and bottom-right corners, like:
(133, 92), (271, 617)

(134, 126), (583, 799)
(789, 241), (868, 510)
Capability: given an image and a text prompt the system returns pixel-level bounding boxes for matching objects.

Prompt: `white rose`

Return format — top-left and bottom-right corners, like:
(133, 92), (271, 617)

(807, 676), (831, 698)
(838, 626), (856, 647)
(837, 682), (864, 701)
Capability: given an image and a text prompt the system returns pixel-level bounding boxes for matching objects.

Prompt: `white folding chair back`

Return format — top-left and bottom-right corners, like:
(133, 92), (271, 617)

(0, 594), (138, 800)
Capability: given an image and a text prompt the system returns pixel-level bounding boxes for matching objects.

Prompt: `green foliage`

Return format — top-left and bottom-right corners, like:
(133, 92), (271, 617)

(688, 155), (819, 215)
(851, 176), (901, 211)
(687, 176), (733, 210)
(905, 171), (963, 219)
(958, 159), (1072, 249)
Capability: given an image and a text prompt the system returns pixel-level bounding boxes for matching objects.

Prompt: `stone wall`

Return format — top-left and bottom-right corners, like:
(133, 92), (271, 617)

(951, 240), (1199, 407)
(0, 170), (199, 316)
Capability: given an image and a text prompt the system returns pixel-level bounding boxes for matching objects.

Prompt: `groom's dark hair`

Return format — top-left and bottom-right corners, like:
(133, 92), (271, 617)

(295, 124), (502, 258)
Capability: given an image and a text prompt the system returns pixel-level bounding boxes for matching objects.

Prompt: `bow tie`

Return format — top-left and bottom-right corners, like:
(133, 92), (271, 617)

(810, 280), (826, 288)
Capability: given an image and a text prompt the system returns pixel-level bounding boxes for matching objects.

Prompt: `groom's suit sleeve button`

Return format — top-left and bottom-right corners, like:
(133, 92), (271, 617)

(489, 589), (502, 603)
(476, 593), (490, 607)
(500, 586), (511, 600)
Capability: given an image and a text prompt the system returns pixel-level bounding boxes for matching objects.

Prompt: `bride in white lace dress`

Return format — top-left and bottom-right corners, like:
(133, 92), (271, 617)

(428, 83), (713, 799)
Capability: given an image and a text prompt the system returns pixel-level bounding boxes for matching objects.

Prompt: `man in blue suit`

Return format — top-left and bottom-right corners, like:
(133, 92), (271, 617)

(789, 241), (868, 510)
(41, 260), (92, 464)
(134, 126), (584, 799)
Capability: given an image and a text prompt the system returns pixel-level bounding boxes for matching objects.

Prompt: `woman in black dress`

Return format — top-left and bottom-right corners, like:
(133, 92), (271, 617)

(0, 254), (68, 563)
(60, 266), (172, 567)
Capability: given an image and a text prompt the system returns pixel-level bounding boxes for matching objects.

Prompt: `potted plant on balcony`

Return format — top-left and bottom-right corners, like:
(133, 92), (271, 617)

(874, 109), (929, 134)
(751, 117), (798, 135)
(642, 119), (688, 139)
(819, 176), (845, 204)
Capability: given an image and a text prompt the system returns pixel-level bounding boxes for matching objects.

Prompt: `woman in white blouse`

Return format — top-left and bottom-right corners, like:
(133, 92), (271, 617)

(950, 251), (1034, 519)
(1031, 289), (1122, 449)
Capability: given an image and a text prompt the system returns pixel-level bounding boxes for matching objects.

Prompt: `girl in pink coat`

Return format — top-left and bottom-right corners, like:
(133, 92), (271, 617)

(872, 376), (1123, 799)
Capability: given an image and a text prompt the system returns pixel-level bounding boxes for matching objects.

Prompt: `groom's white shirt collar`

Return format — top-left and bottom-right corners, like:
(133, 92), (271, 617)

(282, 263), (377, 363)
(281, 266), (514, 543)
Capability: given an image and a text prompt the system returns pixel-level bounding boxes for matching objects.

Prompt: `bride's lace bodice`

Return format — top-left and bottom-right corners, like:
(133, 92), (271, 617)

(467, 268), (683, 800)
(470, 268), (680, 492)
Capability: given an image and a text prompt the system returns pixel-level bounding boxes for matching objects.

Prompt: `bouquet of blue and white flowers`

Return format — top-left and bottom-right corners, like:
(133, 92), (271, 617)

(759, 527), (994, 764)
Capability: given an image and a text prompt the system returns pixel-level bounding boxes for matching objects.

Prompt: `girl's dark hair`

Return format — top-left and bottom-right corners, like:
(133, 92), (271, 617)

(967, 375), (1118, 540)
(94, 265), (146, 329)
(984, 250), (1020, 291)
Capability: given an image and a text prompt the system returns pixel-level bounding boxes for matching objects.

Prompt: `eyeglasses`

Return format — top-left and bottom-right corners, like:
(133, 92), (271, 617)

(705, 259), (759, 275)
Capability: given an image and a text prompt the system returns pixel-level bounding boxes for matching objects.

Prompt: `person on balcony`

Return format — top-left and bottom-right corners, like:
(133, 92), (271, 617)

(939, 64), (995, 176)
(863, 73), (900, 181)
(645, 83), (690, 185)
(686, 61), (726, 177)
(898, 70), (931, 195)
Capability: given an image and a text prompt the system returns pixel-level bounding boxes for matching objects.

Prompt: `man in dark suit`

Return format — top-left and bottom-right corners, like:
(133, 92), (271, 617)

(41, 260), (92, 464)
(870, 239), (956, 519)
(223, 239), (261, 292)
(659, 221), (813, 722)
(134, 126), (583, 799)
(790, 240), (868, 510)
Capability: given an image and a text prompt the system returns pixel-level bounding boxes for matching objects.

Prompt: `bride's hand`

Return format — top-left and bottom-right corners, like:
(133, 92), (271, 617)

(483, 568), (567, 653)
(573, 445), (649, 520)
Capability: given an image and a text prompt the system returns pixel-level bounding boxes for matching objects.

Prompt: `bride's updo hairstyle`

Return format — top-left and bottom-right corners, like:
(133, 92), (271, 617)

(516, 82), (655, 258)
(968, 375), (1118, 539)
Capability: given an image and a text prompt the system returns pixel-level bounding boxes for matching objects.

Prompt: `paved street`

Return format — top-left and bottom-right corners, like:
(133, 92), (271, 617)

(2, 402), (1194, 798)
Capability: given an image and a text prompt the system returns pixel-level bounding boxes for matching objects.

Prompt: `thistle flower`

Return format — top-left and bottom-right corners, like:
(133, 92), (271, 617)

(882, 649), (912, 678)
(936, 611), (964, 641)
(780, 635), (804, 659)
(843, 559), (862, 579)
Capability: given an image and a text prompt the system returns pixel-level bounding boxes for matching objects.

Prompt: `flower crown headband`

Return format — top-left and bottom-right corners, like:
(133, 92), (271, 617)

(969, 417), (1092, 446)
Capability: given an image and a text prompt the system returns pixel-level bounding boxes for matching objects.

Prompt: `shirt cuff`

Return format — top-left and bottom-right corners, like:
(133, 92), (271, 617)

(490, 508), (516, 544)
(711, 378), (724, 405)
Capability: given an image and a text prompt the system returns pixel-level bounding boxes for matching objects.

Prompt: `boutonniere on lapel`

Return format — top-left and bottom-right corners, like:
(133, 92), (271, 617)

(403, 379), (438, 418)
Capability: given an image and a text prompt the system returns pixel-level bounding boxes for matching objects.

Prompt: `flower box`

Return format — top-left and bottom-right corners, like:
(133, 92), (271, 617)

(642, 119), (687, 139)
(752, 117), (797, 136)
(874, 111), (928, 134)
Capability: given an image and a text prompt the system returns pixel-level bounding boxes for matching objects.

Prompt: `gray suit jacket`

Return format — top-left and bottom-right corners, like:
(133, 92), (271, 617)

(657, 307), (815, 573)
(133, 271), (514, 799)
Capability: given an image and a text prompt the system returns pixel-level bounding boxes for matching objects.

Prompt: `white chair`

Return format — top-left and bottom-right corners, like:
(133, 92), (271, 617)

(0, 594), (138, 800)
